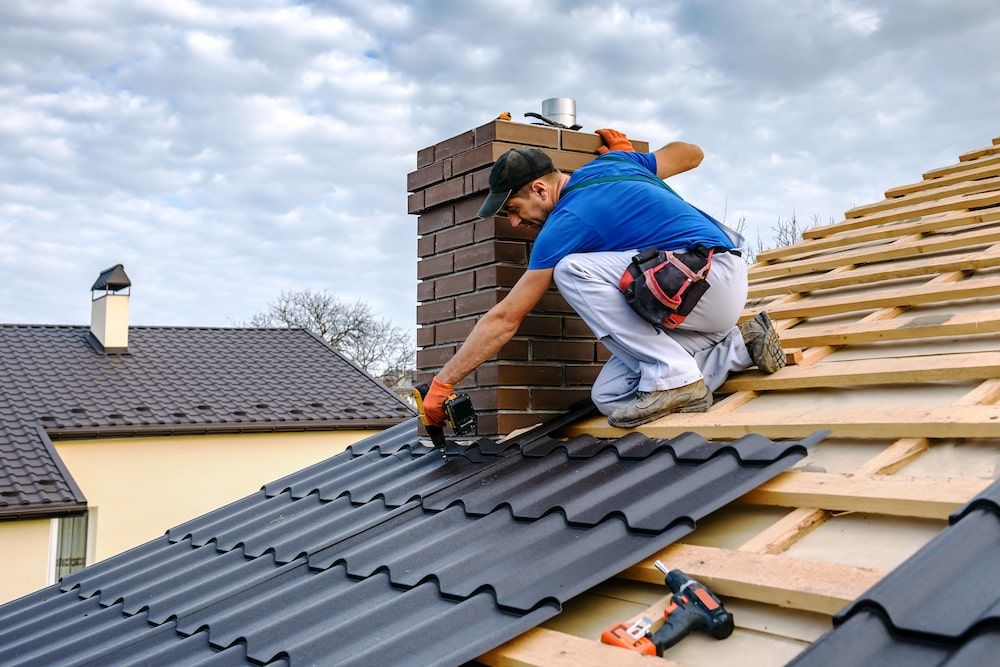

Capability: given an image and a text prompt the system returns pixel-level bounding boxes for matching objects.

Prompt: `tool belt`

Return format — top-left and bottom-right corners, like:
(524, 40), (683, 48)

(619, 246), (717, 331)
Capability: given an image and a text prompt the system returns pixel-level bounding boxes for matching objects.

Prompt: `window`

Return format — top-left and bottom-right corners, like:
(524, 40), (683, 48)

(54, 513), (88, 580)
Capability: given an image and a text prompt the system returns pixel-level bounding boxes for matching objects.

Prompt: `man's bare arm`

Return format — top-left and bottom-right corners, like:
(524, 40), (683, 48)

(437, 268), (554, 385)
(653, 141), (704, 179)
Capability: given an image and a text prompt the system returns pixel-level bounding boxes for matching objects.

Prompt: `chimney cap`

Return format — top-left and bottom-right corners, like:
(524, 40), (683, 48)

(91, 264), (132, 292)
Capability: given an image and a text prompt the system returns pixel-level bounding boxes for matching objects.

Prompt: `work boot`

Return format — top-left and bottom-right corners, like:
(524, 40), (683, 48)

(608, 379), (712, 429)
(738, 311), (786, 374)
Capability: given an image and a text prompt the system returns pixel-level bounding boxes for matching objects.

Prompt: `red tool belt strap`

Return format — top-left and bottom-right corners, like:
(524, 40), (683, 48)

(618, 247), (715, 331)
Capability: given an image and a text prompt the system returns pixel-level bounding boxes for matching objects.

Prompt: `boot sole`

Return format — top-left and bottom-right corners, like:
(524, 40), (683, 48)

(608, 392), (713, 429)
(753, 312), (787, 374)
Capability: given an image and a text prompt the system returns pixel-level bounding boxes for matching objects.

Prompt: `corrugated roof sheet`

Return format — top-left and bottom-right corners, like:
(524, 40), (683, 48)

(791, 476), (1000, 666)
(0, 325), (412, 517)
(0, 418), (822, 666)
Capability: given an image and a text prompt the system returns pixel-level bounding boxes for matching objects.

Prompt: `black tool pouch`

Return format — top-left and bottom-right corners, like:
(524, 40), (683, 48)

(618, 247), (714, 331)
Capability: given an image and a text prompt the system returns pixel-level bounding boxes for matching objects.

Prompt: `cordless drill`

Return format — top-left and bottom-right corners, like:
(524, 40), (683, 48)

(601, 560), (733, 656)
(411, 383), (477, 456)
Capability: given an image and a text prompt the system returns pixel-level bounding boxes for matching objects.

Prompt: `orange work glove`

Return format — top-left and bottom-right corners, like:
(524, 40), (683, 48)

(595, 128), (634, 154)
(422, 376), (454, 427)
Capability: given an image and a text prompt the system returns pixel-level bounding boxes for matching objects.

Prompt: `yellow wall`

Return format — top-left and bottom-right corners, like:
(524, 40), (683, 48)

(0, 518), (52, 603)
(53, 429), (372, 564)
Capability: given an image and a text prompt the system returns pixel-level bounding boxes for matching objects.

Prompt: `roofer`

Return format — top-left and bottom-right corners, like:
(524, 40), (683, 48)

(422, 129), (785, 429)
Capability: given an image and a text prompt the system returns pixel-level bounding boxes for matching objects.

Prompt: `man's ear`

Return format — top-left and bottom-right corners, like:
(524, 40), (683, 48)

(532, 179), (549, 200)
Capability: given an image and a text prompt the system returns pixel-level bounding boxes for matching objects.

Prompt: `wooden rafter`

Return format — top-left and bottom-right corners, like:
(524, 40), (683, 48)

(740, 472), (990, 519)
(618, 544), (884, 616)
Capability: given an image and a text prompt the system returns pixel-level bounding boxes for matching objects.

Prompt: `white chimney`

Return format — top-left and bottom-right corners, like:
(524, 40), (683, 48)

(90, 264), (131, 353)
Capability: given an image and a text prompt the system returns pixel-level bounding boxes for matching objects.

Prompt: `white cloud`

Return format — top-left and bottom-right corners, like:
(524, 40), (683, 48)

(0, 0), (998, 335)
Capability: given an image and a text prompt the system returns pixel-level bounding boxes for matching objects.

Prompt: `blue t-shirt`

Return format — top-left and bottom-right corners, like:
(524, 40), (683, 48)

(527, 151), (734, 270)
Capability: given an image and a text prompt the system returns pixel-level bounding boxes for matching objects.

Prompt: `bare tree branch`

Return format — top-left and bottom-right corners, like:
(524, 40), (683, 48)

(240, 289), (415, 386)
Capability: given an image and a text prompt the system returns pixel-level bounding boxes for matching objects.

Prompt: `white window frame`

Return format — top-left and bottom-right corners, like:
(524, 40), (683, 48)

(47, 509), (95, 585)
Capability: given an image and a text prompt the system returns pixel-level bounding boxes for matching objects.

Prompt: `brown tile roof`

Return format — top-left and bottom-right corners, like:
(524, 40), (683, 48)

(0, 325), (413, 518)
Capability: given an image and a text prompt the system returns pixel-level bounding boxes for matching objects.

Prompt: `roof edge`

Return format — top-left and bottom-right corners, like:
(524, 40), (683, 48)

(0, 502), (88, 521)
(35, 425), (88, 505)
(44, 417), (408, 440)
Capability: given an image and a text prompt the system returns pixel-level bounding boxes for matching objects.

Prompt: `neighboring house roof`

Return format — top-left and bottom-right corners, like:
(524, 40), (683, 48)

(791, 477), (1000, 665)
(0, 414), (821, 666)
(0, 325), (413, 519)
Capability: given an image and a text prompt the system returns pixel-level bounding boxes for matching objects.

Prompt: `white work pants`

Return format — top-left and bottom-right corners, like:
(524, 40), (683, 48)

(553, 250), (753, 415)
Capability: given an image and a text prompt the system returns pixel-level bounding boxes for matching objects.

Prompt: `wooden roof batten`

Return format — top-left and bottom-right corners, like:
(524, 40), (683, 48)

(483, 135), (1000, 665)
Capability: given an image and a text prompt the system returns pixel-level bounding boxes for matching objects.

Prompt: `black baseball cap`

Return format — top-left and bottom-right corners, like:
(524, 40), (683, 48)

(477, 147), (555, 218)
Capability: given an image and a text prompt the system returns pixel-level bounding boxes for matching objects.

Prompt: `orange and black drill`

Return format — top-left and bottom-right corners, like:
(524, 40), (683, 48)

(601, 560), (733, 656)
(411, 383), (477, 458)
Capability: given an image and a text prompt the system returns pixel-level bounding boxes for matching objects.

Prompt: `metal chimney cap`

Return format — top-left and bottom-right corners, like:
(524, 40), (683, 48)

(91, 264), (132, 292)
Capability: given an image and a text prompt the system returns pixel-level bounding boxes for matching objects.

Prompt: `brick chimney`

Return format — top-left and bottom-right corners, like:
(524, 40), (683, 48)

(409, 119), (649, 436)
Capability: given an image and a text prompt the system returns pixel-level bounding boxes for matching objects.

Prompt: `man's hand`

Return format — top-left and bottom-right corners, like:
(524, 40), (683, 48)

(596, 128), (634, 154)
(422, 376), (454, 427)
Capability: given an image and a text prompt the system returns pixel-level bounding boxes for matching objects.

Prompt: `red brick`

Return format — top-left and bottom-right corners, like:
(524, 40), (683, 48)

(417, 281), (434, 301)
(407, 163), (445, 192)
(475, 264), (525, 289)
(435, 130), (475, 160)
(454, 241), (527, 271)
(407, 191), (425, 214)
(455, 289), (504, 317)
(414, 370), (434, 386)
(416, 326), (435, 347)
(565, 364), (602, 385)
(532, 340), (594, 362)
(475, 120), (560, 149)
(596, 341), (612, 362)
(416, 299), (454, 324)
(495, 339), (529, 360)
(465, 388), (530, 411)
(519, 315), (562, 337)
(476, 363), (563, 386)
(455, 195), (487, 222)
(417, 235), (435, 258)
(435, 271), (475, 298)
(417, 206), (454, 234)
(489, 217), (540, 241)
(416, 345), (455, 369)
(476, 411), (552, 438)
(536, 291), (575, 313)
(425, 178), (465, 208)
(469, 165), (491, 193)
(451, 144), (493, 175)
(562, 317), (593, 338)
(435, 224), (475, 252)
(530, 388), (592, 410)
(417, 146), (435, 168)
(417, 253), (453, 280)
(496, 412), (554, 433)
(435, 318), (476, 343)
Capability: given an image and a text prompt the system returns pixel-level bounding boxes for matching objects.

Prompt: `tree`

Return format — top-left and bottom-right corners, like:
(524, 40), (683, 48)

(244, 289), (415, 387)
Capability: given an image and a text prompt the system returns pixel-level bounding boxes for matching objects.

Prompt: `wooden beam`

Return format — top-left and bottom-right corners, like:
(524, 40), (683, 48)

(923, 153), (1000, 180)
(802, 190), (1000, 240)
(564, 405), (1000, 440)
(479, 627), (671, 667)
(847, 175), (1000, 219)
(751, 223), (1000, 281)
(744, 274), (996, 322)
(737, 508), (831, 555)
(741, 472), (991, 519)
(756, 209), (997, 264)
(886, 162), (1000, 198)
(720, 351), (1000, 392)
(749, 244), (1000, 298)
(619, 544), (884, 616)
(776, 308), (1000, 348)
(961, 144), (1000, 162)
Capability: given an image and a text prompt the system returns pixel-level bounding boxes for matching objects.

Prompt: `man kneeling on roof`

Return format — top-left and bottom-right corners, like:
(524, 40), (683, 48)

(422, 129), (785, 430)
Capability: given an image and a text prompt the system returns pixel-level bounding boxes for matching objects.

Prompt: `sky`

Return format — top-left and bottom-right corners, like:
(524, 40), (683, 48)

(2, 0), (998, 335)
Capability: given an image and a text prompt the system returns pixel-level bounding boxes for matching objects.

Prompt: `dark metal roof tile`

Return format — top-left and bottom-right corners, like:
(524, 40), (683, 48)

(0, 417), (821, 666)
(0, 326), (411, 513)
